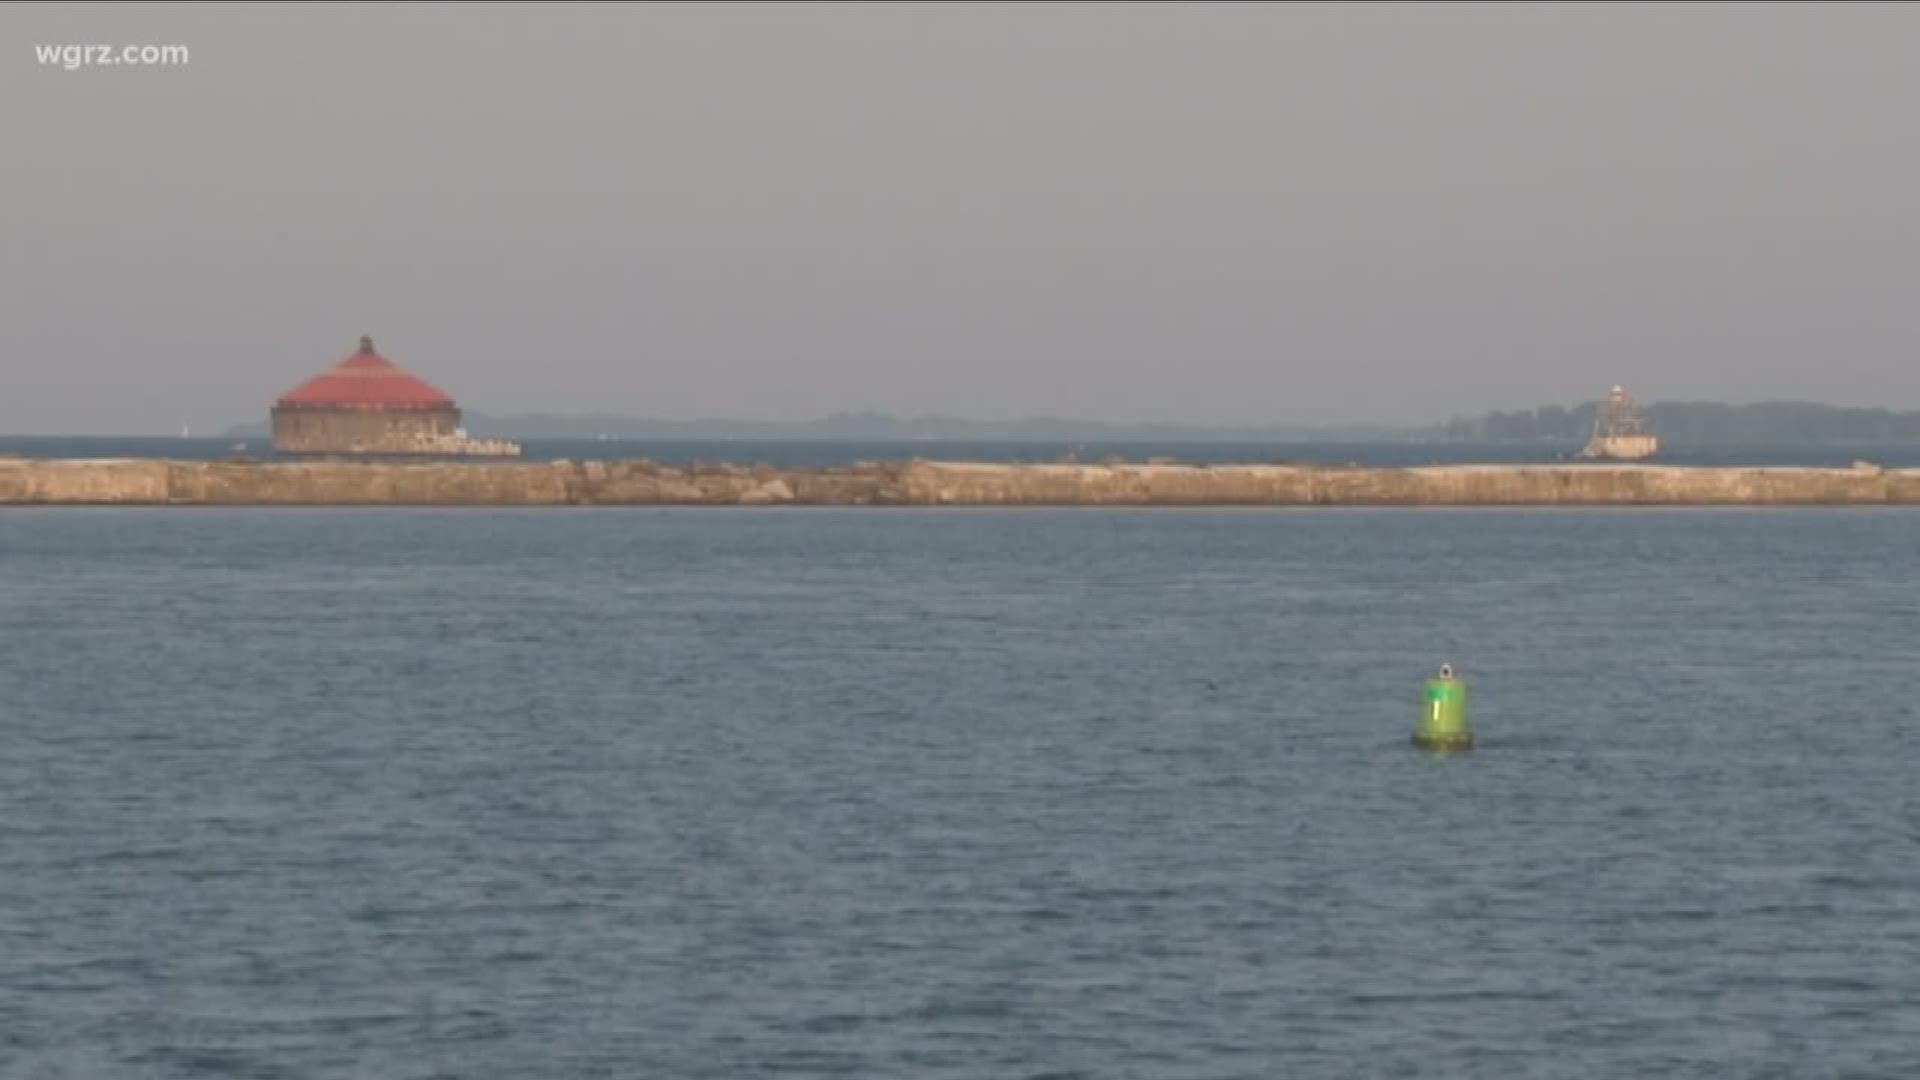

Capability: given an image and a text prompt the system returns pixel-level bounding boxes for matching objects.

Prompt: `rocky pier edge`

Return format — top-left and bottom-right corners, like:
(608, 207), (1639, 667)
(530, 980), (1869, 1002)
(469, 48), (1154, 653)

(3, 457), (1919, 506)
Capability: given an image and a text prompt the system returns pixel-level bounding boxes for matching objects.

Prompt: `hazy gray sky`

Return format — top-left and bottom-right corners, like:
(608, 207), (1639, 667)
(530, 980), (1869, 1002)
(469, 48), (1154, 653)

(7, 2), (1920, 434)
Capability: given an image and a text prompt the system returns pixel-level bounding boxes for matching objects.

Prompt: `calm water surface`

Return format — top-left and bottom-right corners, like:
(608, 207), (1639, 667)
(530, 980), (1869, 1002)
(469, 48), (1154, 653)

(3, 508), (1919, 1079)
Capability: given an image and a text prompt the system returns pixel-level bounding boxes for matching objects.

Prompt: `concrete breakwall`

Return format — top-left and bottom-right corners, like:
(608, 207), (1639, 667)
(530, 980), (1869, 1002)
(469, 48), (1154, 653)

(901, 461), (1920, 506)
(3, 458), (1919, 506)
(0, 459), (912, 506)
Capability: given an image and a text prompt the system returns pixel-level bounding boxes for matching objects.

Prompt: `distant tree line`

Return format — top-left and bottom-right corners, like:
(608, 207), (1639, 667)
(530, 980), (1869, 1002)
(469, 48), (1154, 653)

(1438, 404), (1594, 443)
(1435, 401), (1920, 446)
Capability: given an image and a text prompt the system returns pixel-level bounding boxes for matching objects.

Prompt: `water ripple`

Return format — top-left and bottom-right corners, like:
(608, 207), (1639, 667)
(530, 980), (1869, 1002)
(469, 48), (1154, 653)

(4, 507), (1919, 1078)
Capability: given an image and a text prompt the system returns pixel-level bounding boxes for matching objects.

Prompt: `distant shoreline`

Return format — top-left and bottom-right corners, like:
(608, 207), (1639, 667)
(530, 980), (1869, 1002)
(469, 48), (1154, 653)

(4, 457), (1918, 507)
(10, 436), (1920, 473)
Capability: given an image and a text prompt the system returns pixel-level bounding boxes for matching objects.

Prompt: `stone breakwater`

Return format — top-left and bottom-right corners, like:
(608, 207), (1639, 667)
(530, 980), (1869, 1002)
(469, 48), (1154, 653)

(4, 458), (1920, 506)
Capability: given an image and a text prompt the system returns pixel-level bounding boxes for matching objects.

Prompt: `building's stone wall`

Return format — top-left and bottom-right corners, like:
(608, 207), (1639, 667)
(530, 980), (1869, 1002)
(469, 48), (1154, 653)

(270, 406), (460, 453)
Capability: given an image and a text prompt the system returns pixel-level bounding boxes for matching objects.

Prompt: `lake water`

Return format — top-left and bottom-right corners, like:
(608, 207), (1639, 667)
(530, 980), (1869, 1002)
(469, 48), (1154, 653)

(3, 507), (1918, 1078)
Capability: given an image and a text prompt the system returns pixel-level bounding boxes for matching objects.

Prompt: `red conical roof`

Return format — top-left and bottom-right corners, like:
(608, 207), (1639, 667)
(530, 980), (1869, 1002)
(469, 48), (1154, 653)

(276, 336), (457, 411)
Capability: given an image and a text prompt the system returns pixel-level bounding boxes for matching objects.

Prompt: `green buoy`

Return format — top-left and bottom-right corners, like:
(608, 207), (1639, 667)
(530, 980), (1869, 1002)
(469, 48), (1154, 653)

(1415, 664), (1473, 751)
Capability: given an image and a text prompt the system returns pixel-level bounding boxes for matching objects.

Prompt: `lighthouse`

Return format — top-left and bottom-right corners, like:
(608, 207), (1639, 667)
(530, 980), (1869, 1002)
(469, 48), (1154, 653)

(1577, 385), (1659, 461)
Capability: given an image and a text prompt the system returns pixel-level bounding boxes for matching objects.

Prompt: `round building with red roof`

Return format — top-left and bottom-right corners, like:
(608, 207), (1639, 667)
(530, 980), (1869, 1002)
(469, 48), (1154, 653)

(271, 335), (480, 454)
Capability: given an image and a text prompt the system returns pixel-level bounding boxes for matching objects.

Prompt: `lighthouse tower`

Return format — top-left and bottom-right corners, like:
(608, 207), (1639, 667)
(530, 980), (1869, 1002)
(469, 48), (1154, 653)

(1577, 385), (1660, 461)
